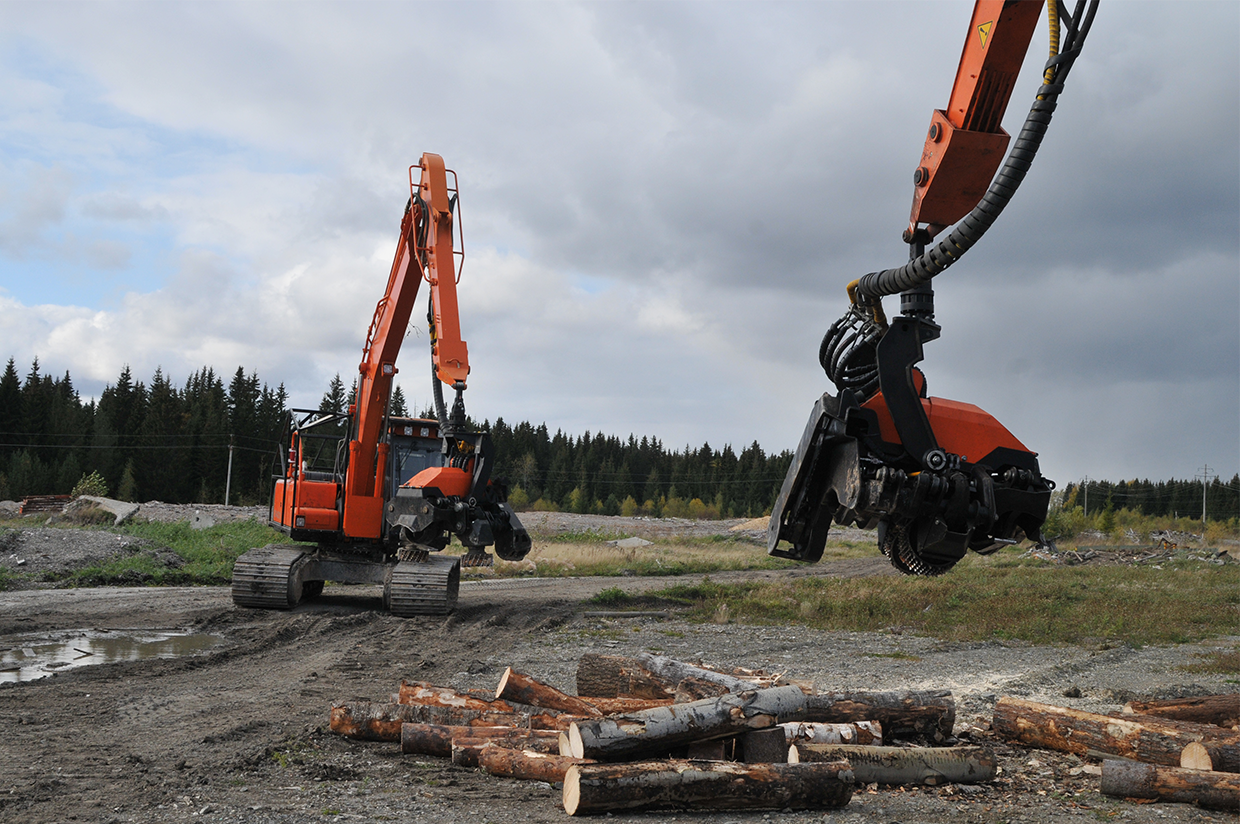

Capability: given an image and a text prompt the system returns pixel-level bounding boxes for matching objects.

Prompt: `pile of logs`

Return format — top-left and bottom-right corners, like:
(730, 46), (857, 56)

(329, 652), (993, 815)
(18, 494), (71, 515)
(993, 693), (1240, 811)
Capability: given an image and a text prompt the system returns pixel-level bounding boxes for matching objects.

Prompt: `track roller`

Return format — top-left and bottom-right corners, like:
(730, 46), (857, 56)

(384, 554), (461, 616)
(231, 545), (312, 609)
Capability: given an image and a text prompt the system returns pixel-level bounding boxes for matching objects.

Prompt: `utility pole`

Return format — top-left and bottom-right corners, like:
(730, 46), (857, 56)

(1197, 464), (1215, 525)
(1082, 475), (1090, 517)
(225, 436), (235, 507)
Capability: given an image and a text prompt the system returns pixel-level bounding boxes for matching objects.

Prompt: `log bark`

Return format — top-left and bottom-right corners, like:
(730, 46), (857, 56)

(635, 653), (758, 694)
(781, 721), (882, 746)
(1125, 694), (1240, 729)
(789, 744), (996, 785)
(739, 727), (788, 763)
(674, 675), (732, 703)
(398, 680), (517, 713)
(804, 690), (954, 742)
(562, 759), (854, 815)
(399, 723), (559, 758)
(568, 685), (809, 761)
(576, 654), (676, 699)
(331, 700), (574, 740)
(477, 745), (595, 783)
(451, 734), (561, 767)
(1181, 741), (1240, 774)
(993, 697), (1240, 767)
(1101, 759), (1240, 811)
(497, 667), (602, 717)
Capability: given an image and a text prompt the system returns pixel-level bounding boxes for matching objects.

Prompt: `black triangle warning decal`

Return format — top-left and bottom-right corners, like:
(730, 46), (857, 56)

(978, 20), (993, 49)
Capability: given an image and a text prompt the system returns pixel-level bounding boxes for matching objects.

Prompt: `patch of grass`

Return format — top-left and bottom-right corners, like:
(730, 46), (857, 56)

(652, 557), (1240, 647)
(1176, 647), (1240, 675)
(588, 586), (632, 606)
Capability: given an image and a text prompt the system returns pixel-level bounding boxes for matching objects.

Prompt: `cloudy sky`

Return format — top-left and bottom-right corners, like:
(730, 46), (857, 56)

(1, 1), (1236, 486)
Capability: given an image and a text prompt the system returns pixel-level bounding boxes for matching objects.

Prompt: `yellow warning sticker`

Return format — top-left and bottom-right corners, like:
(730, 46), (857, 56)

(978, 20), (993, 49)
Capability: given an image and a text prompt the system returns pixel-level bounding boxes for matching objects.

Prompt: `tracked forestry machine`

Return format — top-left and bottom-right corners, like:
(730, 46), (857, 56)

(770, 0), (1098, 575)
(232, 154), (531, 616)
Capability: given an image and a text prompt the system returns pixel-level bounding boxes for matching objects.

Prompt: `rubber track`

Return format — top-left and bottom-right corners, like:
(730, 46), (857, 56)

(386, 555), (461, 616)
(231, 545), (307, 609)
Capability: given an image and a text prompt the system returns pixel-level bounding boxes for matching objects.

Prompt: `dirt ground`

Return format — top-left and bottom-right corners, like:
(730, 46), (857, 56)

(0, 505), (1236, 824)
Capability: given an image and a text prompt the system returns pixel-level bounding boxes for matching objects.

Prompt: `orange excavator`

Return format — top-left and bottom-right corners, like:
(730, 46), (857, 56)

(232, 153), (530, 615)
(770, 0), (1099, 574)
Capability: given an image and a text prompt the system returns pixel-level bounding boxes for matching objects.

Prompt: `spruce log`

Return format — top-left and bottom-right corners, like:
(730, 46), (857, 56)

(781, 721), (882, 747)
(399, 723), (559, 757)
(739, 727), (789, 763)
(575, 653), (679, 700)
(674, 675), (732, 703)
(331, 701), (571, 740)
(789, 744), (996, 785)
(569, 685), (809, 761)
(993, 697), (1240, 766)
(451, 734), (561, 767)
(497, 668), (602, 717)
(1181, 741), (1240, 774)
(804, 690), (954, 742)
(478, 745), (594, 782)
(1101, 759), (1240, 811)
(587, 696), (674, 715)
(398, 680), (517, 713)
(1125, 694), (1240, 729)
(562, 759), (854, 815)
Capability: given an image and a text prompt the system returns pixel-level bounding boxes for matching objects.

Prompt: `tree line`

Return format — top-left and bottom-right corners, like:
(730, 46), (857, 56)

(0, 359), (792, 517)
(1058, 477), (1240, 523)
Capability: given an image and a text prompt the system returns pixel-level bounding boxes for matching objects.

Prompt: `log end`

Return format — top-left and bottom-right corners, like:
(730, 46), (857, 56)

(562, 765), (584, 816)
(496, 666), (513, 700)
(1181, 741), (1214, 772)
(567, 723), (585, 760)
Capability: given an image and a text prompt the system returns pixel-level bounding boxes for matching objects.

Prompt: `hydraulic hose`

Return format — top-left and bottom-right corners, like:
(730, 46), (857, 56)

(856, 0), (1099, 301)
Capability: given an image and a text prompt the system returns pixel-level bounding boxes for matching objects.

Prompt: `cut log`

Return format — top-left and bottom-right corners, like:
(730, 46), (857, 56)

(739, 727), (789, 764)
(399, 723), (559, 757)
(789, 744), (996, 785)
(781, 721), (882, 747)
(562, 759), (854, 815)
(1101, 759), (1240, 811)
(993, 697), (1240, 767)
(451, 734), (561, 767)
(568, 685), (808, 761)
(331, 700), (574, 740)
(496, 668), (602, 717)
(804, 690), (954, 742)
(578, 656), (677, 700)
(586, 696), (674, 715)
(576, 654), (637, 698)
(477, 745), (595, 783)
(398, 680), (518, 713)
(1181, 741), (1240, 774)
(1125, 694), (1240, 729)
(635, 653), (758, 694)
(674, 675), (732, 703)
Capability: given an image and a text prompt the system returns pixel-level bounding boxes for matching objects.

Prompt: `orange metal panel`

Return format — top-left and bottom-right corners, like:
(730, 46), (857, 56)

(341, 493), (384, 539)
(406, 466), (472, 498)
(297, 507), (341, 531)
(863, 392), (1031, 464)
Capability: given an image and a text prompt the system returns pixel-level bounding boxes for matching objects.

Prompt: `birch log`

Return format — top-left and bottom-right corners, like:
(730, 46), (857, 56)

(562, 759), (854, 815)
(1101, 759), (1240, 811)
(993, 697), (1240, 766)
(568, 685), (808, 761)
(789, 744), (996, 785)
(781, 721), (882, 747)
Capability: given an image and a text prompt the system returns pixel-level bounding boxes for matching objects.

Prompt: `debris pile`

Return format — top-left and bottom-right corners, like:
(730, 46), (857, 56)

(992, 694), (1240, 811)
(329, 653), (993, 815)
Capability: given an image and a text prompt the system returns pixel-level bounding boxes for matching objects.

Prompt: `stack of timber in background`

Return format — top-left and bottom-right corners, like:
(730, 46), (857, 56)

(993, 693), (1240, 811)
(329, 652), (995, 815)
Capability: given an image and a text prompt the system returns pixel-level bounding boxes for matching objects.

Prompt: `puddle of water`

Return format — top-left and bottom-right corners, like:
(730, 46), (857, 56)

(0, 629), (224, 683)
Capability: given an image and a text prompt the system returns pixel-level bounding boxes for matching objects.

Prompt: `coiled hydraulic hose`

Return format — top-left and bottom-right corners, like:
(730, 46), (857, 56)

(855, 0), (1099, 301)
